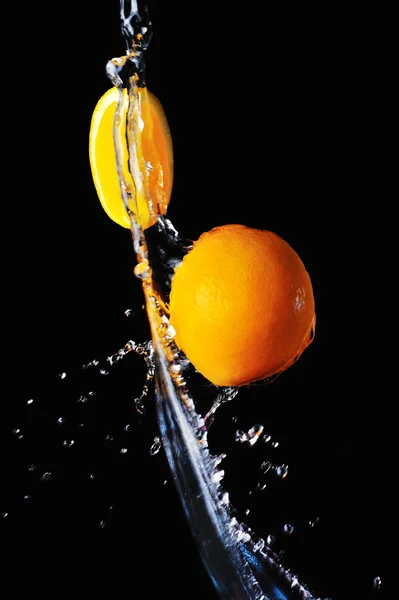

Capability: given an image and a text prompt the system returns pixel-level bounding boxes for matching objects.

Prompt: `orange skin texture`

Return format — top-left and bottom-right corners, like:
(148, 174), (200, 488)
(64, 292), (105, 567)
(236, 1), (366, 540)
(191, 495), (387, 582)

(169, 224), (316, 387)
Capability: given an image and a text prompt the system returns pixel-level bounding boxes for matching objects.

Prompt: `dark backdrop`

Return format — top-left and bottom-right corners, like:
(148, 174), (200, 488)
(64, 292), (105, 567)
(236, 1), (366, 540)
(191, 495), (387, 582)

(2, 2), (396, 600)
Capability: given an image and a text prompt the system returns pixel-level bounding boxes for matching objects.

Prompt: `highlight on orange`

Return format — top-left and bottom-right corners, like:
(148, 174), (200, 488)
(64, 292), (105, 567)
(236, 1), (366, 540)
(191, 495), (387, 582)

(169, 224), (316, 387)
(89, 86), (173, 230)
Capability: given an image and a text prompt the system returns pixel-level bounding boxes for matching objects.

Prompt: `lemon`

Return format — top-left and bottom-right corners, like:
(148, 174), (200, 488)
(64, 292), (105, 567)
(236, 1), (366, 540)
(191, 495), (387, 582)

(89, 86), (173, 230)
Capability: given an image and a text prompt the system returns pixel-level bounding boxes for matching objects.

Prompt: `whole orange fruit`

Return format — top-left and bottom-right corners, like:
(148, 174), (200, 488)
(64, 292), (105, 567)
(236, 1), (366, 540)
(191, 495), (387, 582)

(169, 224), (316, 387)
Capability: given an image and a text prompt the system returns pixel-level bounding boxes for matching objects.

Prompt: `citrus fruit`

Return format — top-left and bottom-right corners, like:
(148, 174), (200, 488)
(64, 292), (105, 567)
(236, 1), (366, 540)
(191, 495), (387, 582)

(169, 224), (316, 387)
(89, 86), (173, 230)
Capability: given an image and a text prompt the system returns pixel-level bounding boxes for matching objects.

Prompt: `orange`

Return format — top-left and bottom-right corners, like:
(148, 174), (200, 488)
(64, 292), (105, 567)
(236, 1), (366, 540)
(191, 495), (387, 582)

(169, 224), (316, 387)
(89, 86), (173, 230)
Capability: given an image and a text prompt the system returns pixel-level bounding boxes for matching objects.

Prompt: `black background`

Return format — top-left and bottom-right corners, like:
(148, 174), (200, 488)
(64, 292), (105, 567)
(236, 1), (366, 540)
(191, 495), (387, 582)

(2, 2), (396, 600)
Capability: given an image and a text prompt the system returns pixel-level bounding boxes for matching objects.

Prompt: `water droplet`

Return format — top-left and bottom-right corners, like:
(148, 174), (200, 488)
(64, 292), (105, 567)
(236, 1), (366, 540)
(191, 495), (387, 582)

(26, 398), (34, 405)
(308, 517), (320, 528)
(235, 430), (248, 443)
(12, 428), (23, 440)
(260, 461), (272, 474)
(134, 259), (150, 279)
(213, 454), (227, 468)
(120, 447), (128, 454)
(145, 160), (154, 172)
(40, 472), (52, 482)
(28, 464), (36, 472)
(106, 351), (123, 366)
(373, 576), (382, 590)
(291, 577), (299, 589)
(237, 531), (251, 544)
(276, 464), (289, 479)
(159, 317), (168, 332)
(62, 440), (75, 447)
(283, 523), (294, 536)
(57, 372), (67, 380)
(134, 398), (146, 415)
(235, 425), (264, 446)
(57, 417), (64, 425)
(99, 520), (106, 528)
(124, 424), (131, 432)
(2, 512), (9, 519)
(247, 424), (264, 446)
(220, 492), (230, 505)
(149, 436), (161, 455)
(266, 534), (275, 546)
(164, 325), (176, 340)
(253, 538), (265, 552)
(124, 340), (136, 352)
(211, 470), (225, 483)
(81, 359), (100, 370)
(255, 483), (267, 492)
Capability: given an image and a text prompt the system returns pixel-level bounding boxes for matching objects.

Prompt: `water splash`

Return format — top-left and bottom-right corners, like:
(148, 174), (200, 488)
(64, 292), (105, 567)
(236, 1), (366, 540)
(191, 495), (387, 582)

(204, 387), (239, 428)
(235, 425), (265, 446)
(98, 2), (322, 599)
(62, 440), (75, 448)
(283, 524), (294, 536)
(373, 576), (382, 590)
(149, 436), (161, 455)
(1, 4), (328, 600)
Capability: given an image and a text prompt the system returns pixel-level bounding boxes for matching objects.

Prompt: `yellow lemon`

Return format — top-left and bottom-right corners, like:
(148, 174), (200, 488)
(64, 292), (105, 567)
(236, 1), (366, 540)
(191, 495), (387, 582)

(89, 86), (173, 230)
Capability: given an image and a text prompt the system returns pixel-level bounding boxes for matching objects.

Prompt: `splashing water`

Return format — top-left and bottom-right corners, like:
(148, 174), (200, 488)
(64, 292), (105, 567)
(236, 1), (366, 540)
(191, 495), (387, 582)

(87, 1), (321, 598)
(2, 2), (334, 600)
